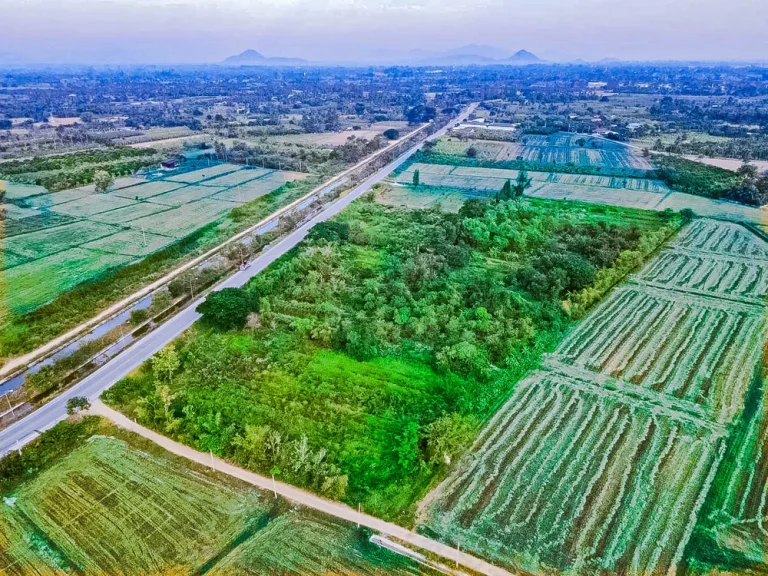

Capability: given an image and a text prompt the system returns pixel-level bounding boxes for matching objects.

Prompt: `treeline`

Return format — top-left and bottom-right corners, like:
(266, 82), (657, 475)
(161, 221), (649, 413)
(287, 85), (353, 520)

(653, 135), (768, 162)
(0, 147), (163, 192)
(104, 195), (676, 520)
(653, 155), (768, 205)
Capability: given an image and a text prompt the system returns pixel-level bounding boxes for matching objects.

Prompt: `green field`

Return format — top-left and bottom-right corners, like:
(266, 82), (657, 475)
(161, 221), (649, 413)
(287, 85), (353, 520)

(105, 196), (677, 524)
(0, 422), (432, 576)
(1, 163), (306, 321)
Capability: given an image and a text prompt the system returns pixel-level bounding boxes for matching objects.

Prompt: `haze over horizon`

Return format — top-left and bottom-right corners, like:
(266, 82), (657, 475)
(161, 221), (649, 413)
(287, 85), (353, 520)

(1, 0), (767, 65)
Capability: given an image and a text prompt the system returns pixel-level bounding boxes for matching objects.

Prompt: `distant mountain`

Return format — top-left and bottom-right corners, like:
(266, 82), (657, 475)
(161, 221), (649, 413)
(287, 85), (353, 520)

(221, 49), (308, 67)
(413, 47), (542, 66)
(505, 50), (543, 64)
(446, 44), (511, 60)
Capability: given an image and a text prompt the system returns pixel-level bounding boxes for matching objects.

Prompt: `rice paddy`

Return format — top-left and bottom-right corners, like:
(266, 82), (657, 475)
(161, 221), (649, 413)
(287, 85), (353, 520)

(420, 219), (768, 574)
(1, 163), (306, 320)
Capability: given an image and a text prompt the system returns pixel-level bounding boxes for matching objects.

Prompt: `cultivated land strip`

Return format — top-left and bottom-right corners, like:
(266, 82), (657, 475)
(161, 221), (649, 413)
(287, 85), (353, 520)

(89, 400), (514, 576)
(420, 218), (767, 574)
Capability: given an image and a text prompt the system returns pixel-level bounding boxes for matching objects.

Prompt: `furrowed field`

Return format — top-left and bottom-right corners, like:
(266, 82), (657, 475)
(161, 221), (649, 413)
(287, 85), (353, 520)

(420, 219), (768, 574)
(0, 419), (434, 576)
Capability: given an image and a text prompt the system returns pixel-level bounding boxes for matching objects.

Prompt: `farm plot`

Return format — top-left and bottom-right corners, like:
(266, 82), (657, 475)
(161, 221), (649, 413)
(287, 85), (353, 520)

(23, 187), (93, 208)
(0, 181), (48, 200)
(5, 220), (119, 260)
(164, 163), (241, 184)
(2, 211), (77, 237)
(675, 219), (768, 259)
(210, 512), (425, 576)
(150, 184), (228, 206)
(88, 201), (171, 225)
(420, 219), (767, 573)
(4, 248), (133, 317)
(213, 171), (307, 204)
(422, 370), (725, 575)
(202, 167), (272, 187)
(127, 198), (236, 238)
(0, 434), (433, 576)
(47, 193), (136, 217)
(0, 436), (268, 575)
(83, 229), (174, 258)
(112, 179), (184, 200)
(554, 285), (765, 423)
(437, 132), (652, 171)
(396, 163), (672, 210)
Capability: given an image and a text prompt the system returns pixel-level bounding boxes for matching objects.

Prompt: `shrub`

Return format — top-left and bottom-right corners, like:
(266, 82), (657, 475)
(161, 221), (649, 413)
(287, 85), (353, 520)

(196, 287), (260, 331)
(129, 308), (149, 326)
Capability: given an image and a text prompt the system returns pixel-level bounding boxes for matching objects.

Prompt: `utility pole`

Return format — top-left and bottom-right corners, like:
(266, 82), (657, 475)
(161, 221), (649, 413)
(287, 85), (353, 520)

(5, 392), (15, 419)
(272, 474), (277, 498)
(210, 450), (215, 471)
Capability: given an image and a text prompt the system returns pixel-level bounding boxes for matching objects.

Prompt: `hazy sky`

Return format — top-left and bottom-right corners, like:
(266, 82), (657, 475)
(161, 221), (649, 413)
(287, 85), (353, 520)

(1, 0), (766, 64)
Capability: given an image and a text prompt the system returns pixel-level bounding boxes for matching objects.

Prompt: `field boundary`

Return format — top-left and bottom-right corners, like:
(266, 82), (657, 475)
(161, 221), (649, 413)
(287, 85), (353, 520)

(0, 116), (443, 381)
(89, 400), (514, 576)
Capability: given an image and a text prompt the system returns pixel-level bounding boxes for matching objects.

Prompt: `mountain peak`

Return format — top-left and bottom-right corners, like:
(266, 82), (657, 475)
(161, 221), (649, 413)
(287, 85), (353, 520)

(509, 49), (542, 63)
(221, 49), (307, 67)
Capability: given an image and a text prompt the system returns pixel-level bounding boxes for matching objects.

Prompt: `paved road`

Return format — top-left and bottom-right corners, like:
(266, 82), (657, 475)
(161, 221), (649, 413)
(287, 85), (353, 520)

(0, 105), (475, 457)
(90, 400), (511, 576)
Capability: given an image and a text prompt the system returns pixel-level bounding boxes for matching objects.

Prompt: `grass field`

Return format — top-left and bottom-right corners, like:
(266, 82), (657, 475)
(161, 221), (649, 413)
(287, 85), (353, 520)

(420, 218), (767, 574)
(1, 163), (306, 321)
(0, 426), (432, 576)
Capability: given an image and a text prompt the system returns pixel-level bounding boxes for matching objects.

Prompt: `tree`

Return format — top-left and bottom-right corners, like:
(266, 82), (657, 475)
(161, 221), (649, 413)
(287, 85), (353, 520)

(466, 146), (478, 159)
(308, 221), (350, 243)
(512, 169), (532, 198)
(382, 128), (399, 140)
(66, 396), (91, 415)
(153, 347), (180, 384)
(680, 208), (695, 224)
(425, 413), (477, 466)
(196, 287), (259, 331)
(93, 170), (113, 193)
(496, 179), (513, 203)
(413, 169), (420, 187)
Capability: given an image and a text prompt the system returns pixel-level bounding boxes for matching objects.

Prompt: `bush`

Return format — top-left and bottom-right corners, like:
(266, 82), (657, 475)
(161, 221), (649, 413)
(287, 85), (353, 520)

(382, 129), (399, 140)
(196, 287), (260, 331)
(93, 170), (114, 193)
(307, 221), (350, 243)
(129, 308), (149, 326)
